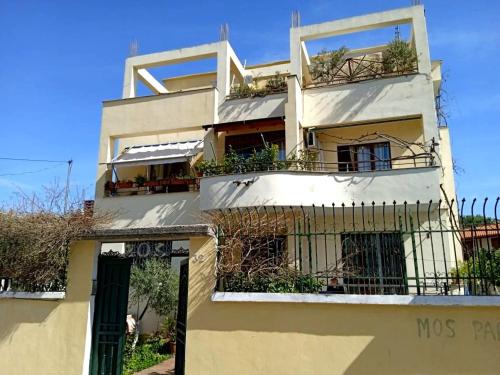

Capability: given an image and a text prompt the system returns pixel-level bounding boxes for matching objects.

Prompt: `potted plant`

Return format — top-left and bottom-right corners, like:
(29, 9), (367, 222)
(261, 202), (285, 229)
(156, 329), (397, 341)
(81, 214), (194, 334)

(309, 46), (348, 84)
(162, 314), (177, 354)
(382, 38), (417, 74)
(134, 174), (147, 187)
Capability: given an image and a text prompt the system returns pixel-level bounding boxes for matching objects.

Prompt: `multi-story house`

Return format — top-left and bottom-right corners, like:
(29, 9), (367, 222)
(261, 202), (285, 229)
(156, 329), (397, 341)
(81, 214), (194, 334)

(4, 6), (500, 375)
(87, 4), (494, 375)
(95, 3), (456, 293)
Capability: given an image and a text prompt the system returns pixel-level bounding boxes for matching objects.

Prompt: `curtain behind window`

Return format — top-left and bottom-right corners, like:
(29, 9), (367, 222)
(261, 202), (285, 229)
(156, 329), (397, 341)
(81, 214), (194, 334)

(374, 143), (391, 170)
(357, 145), (371, 172)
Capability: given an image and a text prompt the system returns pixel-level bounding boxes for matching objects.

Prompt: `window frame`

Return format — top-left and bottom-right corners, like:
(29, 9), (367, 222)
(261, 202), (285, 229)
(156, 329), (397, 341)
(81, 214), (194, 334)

(337, 141), (392, 172)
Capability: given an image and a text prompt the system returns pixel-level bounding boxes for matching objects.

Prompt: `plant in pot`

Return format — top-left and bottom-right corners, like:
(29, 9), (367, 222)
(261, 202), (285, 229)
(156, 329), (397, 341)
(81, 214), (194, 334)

(162, 314), (177, 354)
(265, 71), (287, 94)
(309, 46), (348, 84)
(382, 38), (417, 75)
(134, 174), (147, 187)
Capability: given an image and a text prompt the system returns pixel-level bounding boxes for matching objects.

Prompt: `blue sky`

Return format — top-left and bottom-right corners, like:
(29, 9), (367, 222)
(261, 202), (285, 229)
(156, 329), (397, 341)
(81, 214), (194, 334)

(0, 0), (498, 204)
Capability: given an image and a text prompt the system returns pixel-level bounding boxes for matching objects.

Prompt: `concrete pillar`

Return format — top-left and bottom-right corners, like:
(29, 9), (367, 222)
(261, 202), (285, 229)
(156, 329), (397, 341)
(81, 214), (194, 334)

(185, 236), (217, 375)
(285, 75), (303, 156)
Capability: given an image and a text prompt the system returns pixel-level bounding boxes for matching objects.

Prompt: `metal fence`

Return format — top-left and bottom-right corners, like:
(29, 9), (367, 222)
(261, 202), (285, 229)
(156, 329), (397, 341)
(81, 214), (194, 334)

(307, 54), (418, 88)
(200, 153), (434, 177)
(214, 198), (500, 296)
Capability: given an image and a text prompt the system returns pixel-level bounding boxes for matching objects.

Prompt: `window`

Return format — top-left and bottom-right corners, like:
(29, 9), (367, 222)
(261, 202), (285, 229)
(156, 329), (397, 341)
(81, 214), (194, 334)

(225, 131), (286, 160)
(337, 142), (391, 172)
(341, 232), (406, 295)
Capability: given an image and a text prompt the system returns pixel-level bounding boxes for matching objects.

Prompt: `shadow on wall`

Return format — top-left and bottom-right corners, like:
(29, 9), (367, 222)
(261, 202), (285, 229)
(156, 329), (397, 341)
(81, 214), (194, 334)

(202, 172), (379, 209)
(306, 75), (418, 125)
(189, 299), (500, 374)
(187, 240), (500, 374)
(0, 242), (94, 350)
(218, 94), (286, 123)
(202, 175), (279, 209)
(0, 300), (59, 345)
(97, 193), (204, 229)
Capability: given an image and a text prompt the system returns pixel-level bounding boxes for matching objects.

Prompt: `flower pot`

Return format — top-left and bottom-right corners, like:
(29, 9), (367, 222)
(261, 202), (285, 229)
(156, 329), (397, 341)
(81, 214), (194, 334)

(144, 180), (160, 187)
(169, 178), (187, 185)
(168, 341), (176, 354)
(116, 181), (133, 189)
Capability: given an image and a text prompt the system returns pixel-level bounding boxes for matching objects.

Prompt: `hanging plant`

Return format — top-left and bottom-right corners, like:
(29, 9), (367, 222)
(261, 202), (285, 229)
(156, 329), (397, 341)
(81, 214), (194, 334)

(382, 39), (418, 74)
(309, 46), (348, 83)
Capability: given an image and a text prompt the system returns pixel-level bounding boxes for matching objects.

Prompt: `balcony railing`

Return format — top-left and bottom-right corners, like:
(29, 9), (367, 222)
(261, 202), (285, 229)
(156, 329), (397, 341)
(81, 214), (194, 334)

(306, 54), (418, 88)
(198, 152), (434, 177)
(105, 177), (199, 197)
(213, 198), (500, 297)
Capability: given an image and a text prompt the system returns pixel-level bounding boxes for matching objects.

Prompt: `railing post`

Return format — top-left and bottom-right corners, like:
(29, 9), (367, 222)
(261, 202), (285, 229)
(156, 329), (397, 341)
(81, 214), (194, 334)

(297, 221), (303, 273)
(307, 217), (313, 275)
(409, 215), (421, 295)
(399, 215), (409, 295)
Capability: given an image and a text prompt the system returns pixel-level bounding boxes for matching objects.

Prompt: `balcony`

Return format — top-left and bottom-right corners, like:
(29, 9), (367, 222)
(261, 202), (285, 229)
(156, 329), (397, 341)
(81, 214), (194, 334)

(218, 92), (287, 124)
(302, 73), (433, 127)
(95, 191), (202, 229)
(102, 87), (217, 136)
(200, 166), (440, 211)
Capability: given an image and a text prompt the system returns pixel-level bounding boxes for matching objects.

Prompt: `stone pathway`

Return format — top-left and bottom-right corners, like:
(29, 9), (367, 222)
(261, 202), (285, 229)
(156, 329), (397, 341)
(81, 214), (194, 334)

(134, 357), (175, 375)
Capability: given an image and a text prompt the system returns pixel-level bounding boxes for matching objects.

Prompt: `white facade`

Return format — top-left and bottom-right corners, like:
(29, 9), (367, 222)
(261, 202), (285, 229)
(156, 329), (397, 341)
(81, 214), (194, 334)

(94, 5), (460, 315)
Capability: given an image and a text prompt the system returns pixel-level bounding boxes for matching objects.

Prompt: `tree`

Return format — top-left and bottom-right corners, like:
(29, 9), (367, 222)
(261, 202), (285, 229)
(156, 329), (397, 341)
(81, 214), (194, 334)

(128, 258), (179, 344)
(460, 215), (494, 227)
(382, 38), (417, 74)
(309, 47), (349, 83)
(0, 183), (111, 292)
(452, 249), (500, 294)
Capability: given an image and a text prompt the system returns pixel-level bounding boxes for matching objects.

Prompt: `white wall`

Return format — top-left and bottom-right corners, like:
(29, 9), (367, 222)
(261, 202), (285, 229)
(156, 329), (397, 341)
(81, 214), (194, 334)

(200, 168), (441, 210)
(95, 192), (202, 229)
(302, 74), (438, 141)
(218, 93), (286, 123)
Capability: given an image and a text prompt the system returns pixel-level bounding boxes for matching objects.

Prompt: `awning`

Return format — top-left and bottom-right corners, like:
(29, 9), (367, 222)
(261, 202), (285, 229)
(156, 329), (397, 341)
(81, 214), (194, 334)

(108, 140), (203, 168)
(202, 116), (285, 133)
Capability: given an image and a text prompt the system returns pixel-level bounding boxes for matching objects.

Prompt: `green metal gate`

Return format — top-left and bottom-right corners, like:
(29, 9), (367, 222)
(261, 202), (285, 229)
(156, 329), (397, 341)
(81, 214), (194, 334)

(90, 255), (132, 375)
(175, 259), (189, 375)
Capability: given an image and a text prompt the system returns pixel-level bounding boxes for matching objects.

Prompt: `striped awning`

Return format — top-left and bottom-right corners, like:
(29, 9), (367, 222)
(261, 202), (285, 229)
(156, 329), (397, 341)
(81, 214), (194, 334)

(109, 140), (203, 168)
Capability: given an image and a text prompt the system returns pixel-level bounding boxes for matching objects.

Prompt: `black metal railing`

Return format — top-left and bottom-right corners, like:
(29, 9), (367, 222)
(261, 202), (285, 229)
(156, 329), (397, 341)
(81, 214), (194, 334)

(307, 54), (418, 88)
(214, 198), (500, 296)
(199, 153), (434, 177)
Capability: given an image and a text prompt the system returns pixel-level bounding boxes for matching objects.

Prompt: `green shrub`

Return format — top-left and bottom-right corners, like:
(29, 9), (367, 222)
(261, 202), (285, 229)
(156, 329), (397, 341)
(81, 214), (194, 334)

(223, 271), (323, 293)
(229, 72), (287, 99)
(123, 335), (169, 375)
(134, 174), (147, 187)
(451, 249), (500, 289)
(197, 144), (285, 176)
(265, 72), (287, 92)
(309, 47), (349, 83)
(382, 38), (417, 74)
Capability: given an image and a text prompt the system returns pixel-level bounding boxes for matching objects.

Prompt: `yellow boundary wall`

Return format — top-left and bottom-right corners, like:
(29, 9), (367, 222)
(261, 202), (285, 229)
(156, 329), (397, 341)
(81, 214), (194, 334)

(0, 241), (96, 375)
(187, 237), (500, 375)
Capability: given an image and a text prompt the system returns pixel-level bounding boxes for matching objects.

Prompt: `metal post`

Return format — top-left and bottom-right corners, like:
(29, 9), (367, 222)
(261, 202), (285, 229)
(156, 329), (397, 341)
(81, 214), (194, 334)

(409, 215), (421, 295)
